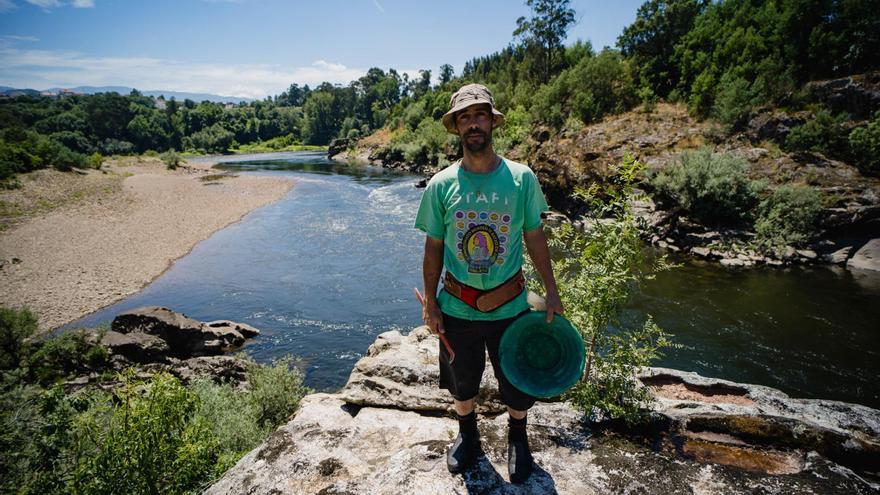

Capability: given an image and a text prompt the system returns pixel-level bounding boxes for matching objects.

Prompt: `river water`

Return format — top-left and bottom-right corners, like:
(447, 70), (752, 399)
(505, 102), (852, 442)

(62, 152), (880, 409)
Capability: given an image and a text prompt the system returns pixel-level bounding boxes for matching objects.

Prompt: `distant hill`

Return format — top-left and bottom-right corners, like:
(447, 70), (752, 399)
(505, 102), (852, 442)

(0, 85), (253, 103)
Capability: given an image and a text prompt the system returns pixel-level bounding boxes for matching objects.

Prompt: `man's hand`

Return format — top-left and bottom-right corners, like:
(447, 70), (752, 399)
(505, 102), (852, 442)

(544, 290), (564, 323)
(524, 226), (564, 324)
(423, 299), (445, 335)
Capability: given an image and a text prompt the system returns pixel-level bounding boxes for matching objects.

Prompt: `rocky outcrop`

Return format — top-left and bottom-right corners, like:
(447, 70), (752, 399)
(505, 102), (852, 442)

(207, 327), (880, 494)
(112, 306), (253, 358)
(805, 72), (880, 120)
(848, 238), (880, 271)
(327, 138), (351, 158)
(66, 307), (261, 391)
(100, 330), (169, 364)
(339, 326), (505, 414)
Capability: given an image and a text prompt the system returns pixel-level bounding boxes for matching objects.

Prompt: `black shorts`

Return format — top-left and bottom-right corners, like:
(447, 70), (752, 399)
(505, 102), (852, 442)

(439, 310), (537, 411)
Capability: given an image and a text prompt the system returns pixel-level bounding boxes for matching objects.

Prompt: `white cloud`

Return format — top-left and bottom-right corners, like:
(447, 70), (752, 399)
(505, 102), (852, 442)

(3, 0), (95, 11)
(372, 0), (384, 14)
(25, 0), (61, 9)
(0, 0), (17, 13)
(0, 47), (373, 98)
(0, 35), (39, 43)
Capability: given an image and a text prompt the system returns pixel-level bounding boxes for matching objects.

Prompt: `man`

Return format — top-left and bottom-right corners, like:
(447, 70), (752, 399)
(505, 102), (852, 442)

(414, 83), (563, 483)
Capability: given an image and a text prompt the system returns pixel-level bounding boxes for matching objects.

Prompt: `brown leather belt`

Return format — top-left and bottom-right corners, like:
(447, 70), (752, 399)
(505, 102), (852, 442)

(443, 270), (525, 313)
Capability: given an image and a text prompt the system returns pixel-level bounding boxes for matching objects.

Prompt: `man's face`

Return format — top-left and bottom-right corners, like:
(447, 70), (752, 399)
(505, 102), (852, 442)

(455, 103), (493, 153)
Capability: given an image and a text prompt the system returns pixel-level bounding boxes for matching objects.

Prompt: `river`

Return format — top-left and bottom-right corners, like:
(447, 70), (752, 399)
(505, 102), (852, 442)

(62, 152), (880, 409)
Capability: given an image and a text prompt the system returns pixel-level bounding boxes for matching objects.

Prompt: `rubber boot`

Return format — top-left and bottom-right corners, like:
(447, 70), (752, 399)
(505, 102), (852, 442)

(447, 411), (479, 473)
(507, 415), (533, 484)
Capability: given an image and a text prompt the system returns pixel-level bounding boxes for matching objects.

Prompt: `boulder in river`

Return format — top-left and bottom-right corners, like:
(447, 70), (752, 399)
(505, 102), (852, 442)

(111, 306), (253, 358)
(847, 238), (880, 272)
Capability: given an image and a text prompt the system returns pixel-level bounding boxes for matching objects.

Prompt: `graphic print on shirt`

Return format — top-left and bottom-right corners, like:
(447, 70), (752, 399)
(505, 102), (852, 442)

(454, 210), (511, 273)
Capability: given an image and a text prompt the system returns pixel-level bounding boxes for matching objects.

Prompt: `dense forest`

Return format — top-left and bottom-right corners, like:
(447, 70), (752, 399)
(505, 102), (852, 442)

(1, 0), (878, 183)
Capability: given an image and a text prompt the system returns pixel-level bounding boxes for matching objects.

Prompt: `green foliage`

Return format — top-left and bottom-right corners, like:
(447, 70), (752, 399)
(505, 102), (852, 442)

(0, 129), (88, 180)
(1, 332), (309, 495)
(666, 0), (880, 118)
(493, 104), (532, 154)
(385, 117), (456, 167)
(618, 0), (708, 98)
(650, 148), (764, 224)
(0, 384), (84, 494)
(849, 112), (880, 175)
(74, 372), (219, 494)
(0, 306), (38, 370)
(88, 152), (103, 169)
(637, 85), (657, 113)
(185, 123), (235, 154)
(245, 356), (310, 429)
(754, 184), (823, 249)
(713, 71), (762, 131)
(513, 0), (577, 84)
(529, 156), (674, 422)
(784, 109), (850, 159)
(530, 48), (636, 128)
(189, 378), (264, 459)
(26, 329), (108, 385)
(162, 150), (182, 170)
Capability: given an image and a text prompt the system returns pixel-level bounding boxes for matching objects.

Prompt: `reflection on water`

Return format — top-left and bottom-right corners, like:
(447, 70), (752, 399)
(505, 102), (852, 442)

(624, 254), (880, 408)
(63, 152), (880, 407)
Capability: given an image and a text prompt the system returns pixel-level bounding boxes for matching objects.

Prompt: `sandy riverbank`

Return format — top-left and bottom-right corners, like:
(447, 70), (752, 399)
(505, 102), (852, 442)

(0, 157), (294, 334)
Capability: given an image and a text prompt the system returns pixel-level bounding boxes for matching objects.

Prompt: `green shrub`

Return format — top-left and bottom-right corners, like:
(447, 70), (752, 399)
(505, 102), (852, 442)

(26, 329), (108, 385)
(714, 72), (761, 132)
(246, 356), (309, 429)
(785, 109), (850, 159)
(0, 306), (38, 370)
(98, 138), (136, 156)
(849, 112), (880, 175)
(189, 356), (308, 476)
(73, 372), (219, 494)
(754, 185), (823, 249)
(189, 378), (264, 464)
(0, 384), (83, 494)
(88, 152), (103, 169)
(186, 123), (235, 154)
(161, 150), (182, 170)
(650, 148), (764, 224)
(637, 85), (657, 113)
(528, 155), (675, 423)
(493, 104), (532, 154)
(530, 48), (636, 128)
(403, 100), (427, 131)
(386, 117), (455, 167)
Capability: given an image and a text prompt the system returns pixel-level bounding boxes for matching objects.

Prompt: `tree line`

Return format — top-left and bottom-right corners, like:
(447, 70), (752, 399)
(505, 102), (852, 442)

(1, 0), (878, 184)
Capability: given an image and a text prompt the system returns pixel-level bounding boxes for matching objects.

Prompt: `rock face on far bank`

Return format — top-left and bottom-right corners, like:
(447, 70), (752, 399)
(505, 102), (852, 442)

(207, 326), (880, 494)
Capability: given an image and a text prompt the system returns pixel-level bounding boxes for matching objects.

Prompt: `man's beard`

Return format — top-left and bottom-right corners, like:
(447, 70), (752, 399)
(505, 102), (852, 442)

(463, 130), (491, 153)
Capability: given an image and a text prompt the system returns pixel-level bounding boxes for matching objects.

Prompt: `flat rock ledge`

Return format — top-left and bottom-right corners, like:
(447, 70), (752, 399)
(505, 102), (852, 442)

(207, 326), (880, 494)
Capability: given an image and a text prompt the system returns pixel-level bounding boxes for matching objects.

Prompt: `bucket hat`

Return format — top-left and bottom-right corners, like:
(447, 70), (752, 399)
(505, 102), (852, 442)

(441, 83), (505, 135)
(499, 311), (586, 398)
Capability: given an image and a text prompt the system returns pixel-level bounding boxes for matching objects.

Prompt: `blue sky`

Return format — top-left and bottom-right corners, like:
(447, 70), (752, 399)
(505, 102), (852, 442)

(0, 0), (644, 98)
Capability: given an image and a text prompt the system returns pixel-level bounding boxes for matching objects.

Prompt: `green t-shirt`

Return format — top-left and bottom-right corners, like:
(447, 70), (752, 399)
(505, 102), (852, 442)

(414, 157), (549, 320)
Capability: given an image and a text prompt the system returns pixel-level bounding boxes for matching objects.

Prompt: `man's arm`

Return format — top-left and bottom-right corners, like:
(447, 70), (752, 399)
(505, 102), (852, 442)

(422, 235), (445, 334)
(524, 226), (564, 322)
